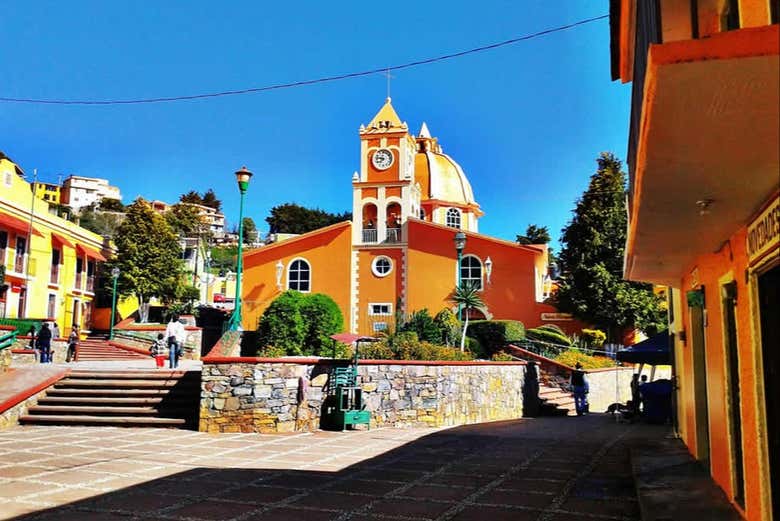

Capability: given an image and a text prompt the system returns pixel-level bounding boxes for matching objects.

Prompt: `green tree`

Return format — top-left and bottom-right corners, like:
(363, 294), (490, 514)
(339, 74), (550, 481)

(554, 153), (666, 337)
(257, 291), (307, 355)
(78, 210), (123, 237)
(201, 189), (222, 212)
(165, 203), (204, 237)
(179, 191), (203, 205)
(516, 224), (551, 245)
(400, 309), (442, 344)
(209, 245), (238, 275)
(449, 281), (485, 352)
(242, 217), (258, 245)
(98, 198), (125, 212)
(299, 294), (343, 356)
(103, 198), (183, 322)
(266, 203), (351, 234)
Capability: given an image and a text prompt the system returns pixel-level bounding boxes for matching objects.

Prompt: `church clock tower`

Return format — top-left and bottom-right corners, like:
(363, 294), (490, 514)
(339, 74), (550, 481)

(352, 98), (421, 245)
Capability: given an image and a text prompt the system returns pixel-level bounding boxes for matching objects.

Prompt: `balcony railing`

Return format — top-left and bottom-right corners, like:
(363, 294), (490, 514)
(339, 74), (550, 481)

(75, 271), (83, 290)
(50, 264), (60, 285)
(386, 228), (402, 243)
(362, 229), (378, 244)
(86, 275), (95, 292)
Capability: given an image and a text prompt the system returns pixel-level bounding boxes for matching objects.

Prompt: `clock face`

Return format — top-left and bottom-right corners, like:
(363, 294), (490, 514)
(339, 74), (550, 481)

(372, 149), (394, 170)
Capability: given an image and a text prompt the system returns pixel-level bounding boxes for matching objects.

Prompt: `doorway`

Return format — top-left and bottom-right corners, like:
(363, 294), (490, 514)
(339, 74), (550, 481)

(688, 287), (710, 468)
(758, 264), (780, 516)
(721, 281), (744, 507)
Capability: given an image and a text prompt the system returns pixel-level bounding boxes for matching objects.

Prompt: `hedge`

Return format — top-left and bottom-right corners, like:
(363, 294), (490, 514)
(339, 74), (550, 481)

(466, 320), (525, 357)
(526, 327), (572, 347)
(554, 349), (616, 369)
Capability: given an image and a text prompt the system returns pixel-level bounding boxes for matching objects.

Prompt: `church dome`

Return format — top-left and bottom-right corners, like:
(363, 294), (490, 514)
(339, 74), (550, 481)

(414, 123), (476, 206)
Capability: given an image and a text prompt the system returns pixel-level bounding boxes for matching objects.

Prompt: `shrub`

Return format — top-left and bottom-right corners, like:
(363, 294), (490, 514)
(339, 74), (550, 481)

(465, 336), (486, 358)
(554, 349), (615, 369)
(526, 327), (572, 347)
(299, 293), (343, 356)
(364, 331), (475, 361)
(467, 320), (526, 356)
(354, 341), (395, 360)
(260, 345), (288, 358)
(400, 309), (442, 344)
(580, 328), (607, 348)
(536, 324), (566, 335)
(434, 308), (461, 347)
(491, 351), (515, 361)
(257, 291), (306, 355)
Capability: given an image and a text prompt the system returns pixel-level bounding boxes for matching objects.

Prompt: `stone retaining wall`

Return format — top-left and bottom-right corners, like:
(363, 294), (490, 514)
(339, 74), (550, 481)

(11, 338), (69, 365)
(200, 360), (526, 434)
(113, 329), (202, 360)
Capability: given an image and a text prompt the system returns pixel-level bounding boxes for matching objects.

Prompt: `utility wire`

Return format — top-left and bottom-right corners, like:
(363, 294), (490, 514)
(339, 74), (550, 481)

(0, 14), (607, 106)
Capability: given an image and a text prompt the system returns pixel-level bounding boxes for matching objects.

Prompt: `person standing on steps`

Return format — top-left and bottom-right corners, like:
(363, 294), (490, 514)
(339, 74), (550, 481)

(164, 314), (185, 369)
(51, 322), (60, 340)
(570, 362), (589, 416)
(37, 323), (52, 363)
(66, 325), (80, 363)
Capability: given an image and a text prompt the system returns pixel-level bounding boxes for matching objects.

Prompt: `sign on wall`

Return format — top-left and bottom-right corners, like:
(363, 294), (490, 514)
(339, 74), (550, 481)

(747, 196), (779, 265)
(540, 312), (573, 321)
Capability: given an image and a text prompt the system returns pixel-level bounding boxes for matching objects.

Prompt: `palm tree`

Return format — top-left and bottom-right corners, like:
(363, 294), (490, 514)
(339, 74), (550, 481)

(449, 281), (485, 352)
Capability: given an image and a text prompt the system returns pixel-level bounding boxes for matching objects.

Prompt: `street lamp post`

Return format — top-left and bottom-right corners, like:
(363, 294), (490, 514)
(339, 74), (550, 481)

(229, 166), (253, 331)
(453, 231), (467, 319)
(109, 267), (120, 340)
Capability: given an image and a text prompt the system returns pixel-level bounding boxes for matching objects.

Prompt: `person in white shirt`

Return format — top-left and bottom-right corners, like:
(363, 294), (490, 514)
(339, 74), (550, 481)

(164, 315), (186, 368)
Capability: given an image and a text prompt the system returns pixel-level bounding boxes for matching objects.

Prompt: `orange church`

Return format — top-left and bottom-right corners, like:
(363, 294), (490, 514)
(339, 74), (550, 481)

(241, 99), (571, 335)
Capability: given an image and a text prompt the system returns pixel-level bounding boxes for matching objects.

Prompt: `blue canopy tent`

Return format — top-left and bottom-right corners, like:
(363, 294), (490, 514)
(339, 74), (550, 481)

(616, 331), (671, 366)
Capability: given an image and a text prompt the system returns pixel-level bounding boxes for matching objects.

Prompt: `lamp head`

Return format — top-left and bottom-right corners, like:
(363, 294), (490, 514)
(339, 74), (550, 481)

(111, 267), (120, 278)
(235, 166), (253, 194)
(453, 231), (467, 253)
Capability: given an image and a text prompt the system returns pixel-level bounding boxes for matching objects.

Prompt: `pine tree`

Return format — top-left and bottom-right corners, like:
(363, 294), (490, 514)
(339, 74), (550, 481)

(105, 198), (183, 322)
(516, 224), (551, 245)
(554, 153), (665, 338)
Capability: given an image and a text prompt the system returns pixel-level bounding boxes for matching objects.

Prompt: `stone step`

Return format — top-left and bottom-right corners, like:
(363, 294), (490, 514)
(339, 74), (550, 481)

(38, 396), (191, 406)
(67, 371), (192, 379)
(19, 414), (188, 427)
(29, 405), (195, 416)
(47, 388), (181, 397)
(55, 379), (198, 388)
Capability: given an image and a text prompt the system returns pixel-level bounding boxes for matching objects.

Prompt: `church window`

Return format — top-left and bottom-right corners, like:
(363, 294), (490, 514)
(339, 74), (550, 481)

(446, 208), (461, 228)
(287, 259), (311, 292)
(460, 255), (483, 290)
(419, 208), (426, 220)
(369, 303), (392, 315)
(371, 256), (392, 277)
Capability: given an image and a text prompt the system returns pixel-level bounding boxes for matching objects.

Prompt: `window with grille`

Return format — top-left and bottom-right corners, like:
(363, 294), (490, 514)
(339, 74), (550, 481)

(446, 208), (461, 228)
(287, 259), (311, 292)
(460, 255), (483, 290)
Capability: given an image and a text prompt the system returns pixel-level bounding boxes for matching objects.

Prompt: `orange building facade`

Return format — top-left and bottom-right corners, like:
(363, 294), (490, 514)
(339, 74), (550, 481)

(242, 99), (570, 336)
(611, 1), (779, 519)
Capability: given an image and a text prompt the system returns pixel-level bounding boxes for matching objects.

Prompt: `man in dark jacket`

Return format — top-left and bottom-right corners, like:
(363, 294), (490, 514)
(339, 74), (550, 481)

(570, 362), (589, 416)
(37, 323), (52, 363)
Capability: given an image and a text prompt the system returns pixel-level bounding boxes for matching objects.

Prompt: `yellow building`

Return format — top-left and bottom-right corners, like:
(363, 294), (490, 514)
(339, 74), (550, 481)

(1, 156), (112, 336)
(610, 1), (778, 518)
(33, 182), (61, 205)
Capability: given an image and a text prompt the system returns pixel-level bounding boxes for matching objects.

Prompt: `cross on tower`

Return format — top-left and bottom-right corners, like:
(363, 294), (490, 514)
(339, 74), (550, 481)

(380, 68), (394, 99)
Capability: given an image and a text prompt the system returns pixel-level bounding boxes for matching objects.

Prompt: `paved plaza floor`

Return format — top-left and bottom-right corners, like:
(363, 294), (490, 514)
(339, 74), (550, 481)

(0, 415), (666, 520)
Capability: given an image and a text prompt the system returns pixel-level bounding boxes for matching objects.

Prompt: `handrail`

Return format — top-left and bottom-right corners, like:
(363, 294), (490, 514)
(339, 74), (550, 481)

(0, 330), (17, 351)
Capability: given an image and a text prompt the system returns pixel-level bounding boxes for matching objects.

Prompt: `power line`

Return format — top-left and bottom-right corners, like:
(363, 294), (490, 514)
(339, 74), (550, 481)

(0, 14), (608, 106)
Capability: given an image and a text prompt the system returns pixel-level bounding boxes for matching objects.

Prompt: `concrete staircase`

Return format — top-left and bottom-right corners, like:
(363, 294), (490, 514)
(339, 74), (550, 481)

(76, 337), (147, 361)
(20, 370), (201, 428)
(538, 383), (576, 416)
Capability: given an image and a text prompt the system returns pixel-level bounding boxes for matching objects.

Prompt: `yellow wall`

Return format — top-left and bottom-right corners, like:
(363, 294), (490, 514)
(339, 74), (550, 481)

(1, 158), (112, 336)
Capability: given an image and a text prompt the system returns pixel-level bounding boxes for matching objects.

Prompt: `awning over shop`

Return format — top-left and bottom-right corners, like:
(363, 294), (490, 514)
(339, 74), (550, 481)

(50, 232), (74, 249)
(0, 213), (44, 237)
(616, 331), (671, 366)
(76, 244), (107, 262)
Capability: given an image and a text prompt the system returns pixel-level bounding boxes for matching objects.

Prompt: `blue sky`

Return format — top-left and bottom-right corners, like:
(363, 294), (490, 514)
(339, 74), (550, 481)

(0, 2), (630, 250)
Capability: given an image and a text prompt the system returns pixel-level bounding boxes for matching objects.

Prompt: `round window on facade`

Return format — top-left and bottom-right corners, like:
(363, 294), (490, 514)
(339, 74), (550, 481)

(371, 256), (393, 277)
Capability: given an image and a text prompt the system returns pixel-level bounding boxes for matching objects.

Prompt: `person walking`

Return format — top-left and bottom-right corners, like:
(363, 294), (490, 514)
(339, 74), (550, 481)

(570, 362), (589, 416)
(150, 333), (167, 368)
(37, 323), (53, 363)
(630, 373), (641, 414)
(164, 315), (185, 369)
(66, 326), (80, 363)
(51, 322), (61, 340)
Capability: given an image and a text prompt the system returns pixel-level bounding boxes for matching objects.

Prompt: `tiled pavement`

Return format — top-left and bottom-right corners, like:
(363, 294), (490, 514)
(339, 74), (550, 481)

(0, 415), (666, 520)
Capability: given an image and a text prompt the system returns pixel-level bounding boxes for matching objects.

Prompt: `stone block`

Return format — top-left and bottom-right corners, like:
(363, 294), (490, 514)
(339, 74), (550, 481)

(362, 382), (378, 392)
(224, 397), (240, 411)
(265, 378), (283, 384)
(311, 373), (328, 387)
(230, 376), (244, 386)
(285, 378), (299, 389)
(255, 385), (272, 398)
(277, 421), (296, 433)
(212, 398), (225, 410)
(233, 385), (253, 396)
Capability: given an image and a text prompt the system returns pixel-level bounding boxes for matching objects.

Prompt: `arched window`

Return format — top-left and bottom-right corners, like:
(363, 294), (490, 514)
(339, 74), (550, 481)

(460, 255), (482, 290)
(446, 208), (461, 229)
(419, 207), (426, 220)
(287, 259), (311, 292)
